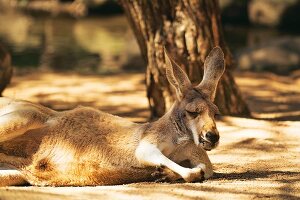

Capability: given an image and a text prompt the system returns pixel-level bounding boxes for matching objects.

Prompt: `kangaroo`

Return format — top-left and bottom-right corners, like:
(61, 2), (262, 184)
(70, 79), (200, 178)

(0, 47), (225, 186)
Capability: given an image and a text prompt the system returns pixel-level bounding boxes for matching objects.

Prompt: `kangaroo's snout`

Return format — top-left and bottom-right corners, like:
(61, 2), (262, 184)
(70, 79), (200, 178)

(205, 131), (219, 144)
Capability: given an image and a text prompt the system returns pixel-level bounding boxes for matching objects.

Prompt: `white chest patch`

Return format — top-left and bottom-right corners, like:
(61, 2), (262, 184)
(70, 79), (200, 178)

(188, 121), (200, 145)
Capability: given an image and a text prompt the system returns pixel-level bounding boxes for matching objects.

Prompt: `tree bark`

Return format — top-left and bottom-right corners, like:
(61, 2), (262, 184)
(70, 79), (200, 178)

(119, 0), (250, 118)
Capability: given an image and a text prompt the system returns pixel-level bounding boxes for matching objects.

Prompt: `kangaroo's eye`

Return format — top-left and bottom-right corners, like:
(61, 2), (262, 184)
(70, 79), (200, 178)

(187, 111), (199, 118)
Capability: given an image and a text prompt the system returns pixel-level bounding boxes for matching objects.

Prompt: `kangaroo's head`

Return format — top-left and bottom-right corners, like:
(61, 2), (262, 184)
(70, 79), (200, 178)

(165, 47), (225, 150)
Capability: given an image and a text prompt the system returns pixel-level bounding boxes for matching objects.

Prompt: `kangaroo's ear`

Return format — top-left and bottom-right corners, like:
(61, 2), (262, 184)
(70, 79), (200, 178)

(164, 48), (191, 99)
(196, 46), (225, 101)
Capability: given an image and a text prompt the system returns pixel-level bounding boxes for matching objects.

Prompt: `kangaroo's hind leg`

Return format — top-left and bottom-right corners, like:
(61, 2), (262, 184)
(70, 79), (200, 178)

(0, 164), (28, 186)
(0, 98), (50, 142)
(0, 98), (52, 186)
(0, 153), (31, 186)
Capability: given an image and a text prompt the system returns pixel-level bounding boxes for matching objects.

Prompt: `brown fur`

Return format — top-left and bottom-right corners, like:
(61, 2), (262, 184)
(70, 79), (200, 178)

(0, 47), (225, 186)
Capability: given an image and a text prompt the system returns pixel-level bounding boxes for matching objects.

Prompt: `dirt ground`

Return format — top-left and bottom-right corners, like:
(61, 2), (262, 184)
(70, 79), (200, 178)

(0, 71), (299, 200)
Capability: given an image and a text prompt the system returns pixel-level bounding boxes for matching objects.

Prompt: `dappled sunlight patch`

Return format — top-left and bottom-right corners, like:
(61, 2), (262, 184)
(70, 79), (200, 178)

(236, 72), (300, 121)
(210, 115), (300, 193)
(3, 72), (149, 122)
(218, 117), (276, 140)
(224, 128), (273, 139)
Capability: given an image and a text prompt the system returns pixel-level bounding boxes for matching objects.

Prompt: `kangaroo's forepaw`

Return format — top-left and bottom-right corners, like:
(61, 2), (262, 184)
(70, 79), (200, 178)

(191, 169), (205, 183)
(182, 167), (205, 183)
(151, 166), (181, 183)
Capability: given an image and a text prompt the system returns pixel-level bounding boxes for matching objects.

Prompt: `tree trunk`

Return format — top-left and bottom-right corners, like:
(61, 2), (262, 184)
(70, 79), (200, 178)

(119, 0), (250, 118)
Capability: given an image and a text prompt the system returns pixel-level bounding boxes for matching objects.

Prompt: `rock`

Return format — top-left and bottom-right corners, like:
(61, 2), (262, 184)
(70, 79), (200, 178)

(236, 37), (300, 74)
(249, 0), (300, 29)
(0, 44), (13, 96)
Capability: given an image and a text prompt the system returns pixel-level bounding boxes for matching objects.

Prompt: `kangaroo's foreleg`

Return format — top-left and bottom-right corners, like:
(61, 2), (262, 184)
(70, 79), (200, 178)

(149, 143), (214, 182)
(179, 144), (214, 179)
(135, 140), (202, 182)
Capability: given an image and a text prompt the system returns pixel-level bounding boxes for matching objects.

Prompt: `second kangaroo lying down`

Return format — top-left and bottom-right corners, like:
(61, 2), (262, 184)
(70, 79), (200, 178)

(0, 47), (225, 186)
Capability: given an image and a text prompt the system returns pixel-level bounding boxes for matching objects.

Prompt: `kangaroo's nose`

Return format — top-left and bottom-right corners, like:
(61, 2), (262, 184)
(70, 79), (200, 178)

(205, 132), (219, 143)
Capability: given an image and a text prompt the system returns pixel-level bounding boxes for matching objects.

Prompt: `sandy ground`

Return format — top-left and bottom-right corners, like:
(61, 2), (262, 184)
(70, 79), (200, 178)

(0, 71), (299, 200)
